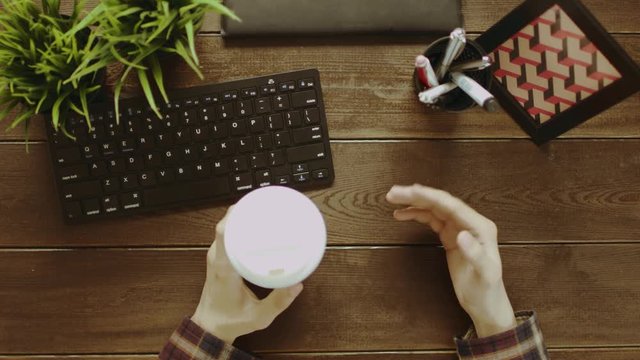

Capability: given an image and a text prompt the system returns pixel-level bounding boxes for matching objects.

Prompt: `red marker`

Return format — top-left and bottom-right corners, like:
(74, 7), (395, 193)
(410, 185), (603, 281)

(415, 55), (440, 88)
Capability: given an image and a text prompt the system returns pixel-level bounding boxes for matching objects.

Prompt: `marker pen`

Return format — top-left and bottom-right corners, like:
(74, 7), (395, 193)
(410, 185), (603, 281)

(436, 28), (467, 81)
(415, 55), (440, 88)
(450, 72), (499, 112)
(418, 82), (458, 104)
(450, 56), (493, 72)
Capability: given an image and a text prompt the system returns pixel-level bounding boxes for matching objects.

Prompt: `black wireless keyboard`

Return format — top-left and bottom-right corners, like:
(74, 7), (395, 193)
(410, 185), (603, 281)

(47, 69), (335, 223)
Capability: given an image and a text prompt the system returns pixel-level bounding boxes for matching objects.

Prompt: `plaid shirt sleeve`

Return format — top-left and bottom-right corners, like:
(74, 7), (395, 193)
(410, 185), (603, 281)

(159, 318), (258, 360)
(454, 311), (549, 360)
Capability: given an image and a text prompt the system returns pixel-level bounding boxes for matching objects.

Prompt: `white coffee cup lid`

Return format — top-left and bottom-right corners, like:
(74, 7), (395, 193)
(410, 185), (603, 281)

(224, 186), (326, 289)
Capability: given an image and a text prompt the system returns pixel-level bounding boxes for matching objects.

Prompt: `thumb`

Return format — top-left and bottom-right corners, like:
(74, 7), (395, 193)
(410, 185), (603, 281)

(456, 231), (485, 270)
(256, 283), (304, 328)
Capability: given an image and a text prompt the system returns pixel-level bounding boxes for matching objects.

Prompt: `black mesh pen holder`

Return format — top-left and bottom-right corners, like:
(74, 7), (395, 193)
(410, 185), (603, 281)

(413, 37), (492, 112)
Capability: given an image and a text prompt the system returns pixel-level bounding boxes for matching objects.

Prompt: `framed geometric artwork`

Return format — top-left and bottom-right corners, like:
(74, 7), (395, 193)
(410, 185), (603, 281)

(476, 0), (640, 144)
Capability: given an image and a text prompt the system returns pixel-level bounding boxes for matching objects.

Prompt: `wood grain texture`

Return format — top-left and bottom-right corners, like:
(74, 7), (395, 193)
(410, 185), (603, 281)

(1, 140), (639, 248)
(2, 34), (638, 142)
(2, 349), (640, 360)
(0, 246), (639, 353)
(58, 0), (640, 34)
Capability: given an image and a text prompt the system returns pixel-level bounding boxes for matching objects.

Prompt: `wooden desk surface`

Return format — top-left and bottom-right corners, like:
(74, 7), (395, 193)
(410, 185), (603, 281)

(1, 1), (639, 359)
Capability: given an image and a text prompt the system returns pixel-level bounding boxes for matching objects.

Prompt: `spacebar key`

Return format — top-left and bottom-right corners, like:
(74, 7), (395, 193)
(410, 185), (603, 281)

(144, 177), (231, 207)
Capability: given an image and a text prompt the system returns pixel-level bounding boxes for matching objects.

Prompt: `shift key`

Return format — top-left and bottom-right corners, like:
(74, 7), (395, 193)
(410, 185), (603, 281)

(287, 143), (326, 163)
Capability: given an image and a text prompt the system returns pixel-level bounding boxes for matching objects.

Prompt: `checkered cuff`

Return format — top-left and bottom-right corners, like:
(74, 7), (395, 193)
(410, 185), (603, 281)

(454, 311), (549, 360)
(159, 317), (257, 360)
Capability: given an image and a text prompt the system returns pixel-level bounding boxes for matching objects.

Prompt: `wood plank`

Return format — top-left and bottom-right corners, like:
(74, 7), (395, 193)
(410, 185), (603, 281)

(3, 35), (638, 141)
(0, 246), (638, 353)
(59, 0), (640, 34)
(1, 140), (639, 247)
(2, 349), (639, 360)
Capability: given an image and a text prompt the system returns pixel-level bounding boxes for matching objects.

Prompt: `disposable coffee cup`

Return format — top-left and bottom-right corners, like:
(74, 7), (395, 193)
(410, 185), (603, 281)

(224, 186), (327, 289)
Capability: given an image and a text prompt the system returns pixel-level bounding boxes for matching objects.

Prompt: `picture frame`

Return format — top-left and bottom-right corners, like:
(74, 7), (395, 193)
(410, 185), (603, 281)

(476, 0), (640, 144)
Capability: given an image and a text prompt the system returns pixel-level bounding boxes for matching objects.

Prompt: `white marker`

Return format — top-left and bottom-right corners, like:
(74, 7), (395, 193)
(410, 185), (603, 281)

(418, 82), (458, 104)
(450, 56), (493, 72)
(450, 72), (499, 112)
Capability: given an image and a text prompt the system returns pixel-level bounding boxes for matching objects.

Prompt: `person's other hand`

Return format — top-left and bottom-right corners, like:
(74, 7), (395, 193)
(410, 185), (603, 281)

(191, 206), (304, 343)
(386, 184), (517, 337)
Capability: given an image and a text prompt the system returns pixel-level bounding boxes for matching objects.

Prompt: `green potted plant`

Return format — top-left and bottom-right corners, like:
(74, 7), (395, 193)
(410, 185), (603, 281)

(0, 0), (105, 140)
(69, 0), (239, 122)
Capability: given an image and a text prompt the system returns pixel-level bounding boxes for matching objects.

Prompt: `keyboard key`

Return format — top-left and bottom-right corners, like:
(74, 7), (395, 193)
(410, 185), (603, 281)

(199, 106), (215, 123)
(119, 138), (135, 152)
(174, 128), (191, 145)
(90, 161), (108, 177)
(121, 174), (138, 190)
(108, 158), (126, 173)
(255, 134), (273, 151)
(237, 137), (253, 153)
(292, 126), (322, 144)
(249, 117), (265, 133)
(102, 195), (120, 213)
(287, 143), (326, 163)
(61, 180), (101, 200)
(59, 164), (88, 182)
(81, 144), (98, 159)
(82, 198), (101, 216)
(163, 112), (178, 128)
(260, 85), (277, 96)
(163, 149), (178, 165)
(231, 156), (248, 172)
(199, 143), (216, 158)
(144, 152), (162, 168)
(250, 153), (268, 169)
(56, 147), (81, 165)
(298, 78), (315, 88)
(230, 120), (247, 136)
(193, 161), (211, 178)
(292, 164), (308, 173)
(124, 119), (140, 135)
(275, 175), (290, 185)
(267, 114), (284, 130)
(144, 177), (230, 207)
(183, 98), (197, 107)
(140, 171), (157, 187)
(138, 135), (155, 150)
(269, 150), (285, 166)
(279, 81), (295, 92)
(237, 100), (253, 117)
(294, 172), (310, 183)
(156, 133), (172, 147)
(274, 131), (291, 147)
(256, 97), (271, 114)
(202, 94), (219, 104)
(63, 201), (82, 221)
(213, 159), (230, 175)
(175, 166), (193, 181)
(103, 177), (119, 194)
(273, 94), (290, 111)
(217, 104), (233, 120)
(256, 170), (272, 187)
(211, 123), (228, 139)
(181, 146), (196, 162)
(291, 90), (318, 108)
(157, 168), (175, 184)
(303, 108), (320, 124)
(285, 111), (302, 128)
(217, 141), (234, 157)
(312, 169), (329, 180)
(181, 109), (198, 126)
(101, 141), (117, 156)
(121, 191), (142, 210)
(241, 88), (257, 98)
(192, 126), (208, 142)
(126, 155), (144, 171)
(223, 91), (238, 102)
(233, 173), (253, 192)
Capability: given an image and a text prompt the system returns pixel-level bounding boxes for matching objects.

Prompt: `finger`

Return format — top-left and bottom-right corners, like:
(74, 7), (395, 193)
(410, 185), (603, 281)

(255, 283), (304, 328)
(387, 185), (489, 232)
(393, 208), (445, 233)
(456, 230), (485, 270)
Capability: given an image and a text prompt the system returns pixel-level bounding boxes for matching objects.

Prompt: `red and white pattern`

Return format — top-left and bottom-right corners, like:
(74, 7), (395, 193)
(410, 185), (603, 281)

(491, 5), (621, 124)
